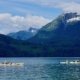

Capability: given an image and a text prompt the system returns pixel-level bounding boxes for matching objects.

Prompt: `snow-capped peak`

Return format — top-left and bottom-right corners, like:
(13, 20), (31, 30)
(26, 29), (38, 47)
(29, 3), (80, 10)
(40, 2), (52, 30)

(67, 17), (80, 23)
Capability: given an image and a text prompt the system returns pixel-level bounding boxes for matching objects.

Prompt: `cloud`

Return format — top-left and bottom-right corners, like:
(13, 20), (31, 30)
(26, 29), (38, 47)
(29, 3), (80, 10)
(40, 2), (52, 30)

(1, 0), (80, 18)
(18, 0), (80, 13)
(0, 13), (51, 34)
(55, 2), (80, 13)
(1, 0), (80, 14)
(31, 0), (80, 13)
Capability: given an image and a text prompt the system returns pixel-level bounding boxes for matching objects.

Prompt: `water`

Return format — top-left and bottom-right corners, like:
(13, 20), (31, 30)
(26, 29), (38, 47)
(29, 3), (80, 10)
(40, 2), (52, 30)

(0, 57), (80, 80)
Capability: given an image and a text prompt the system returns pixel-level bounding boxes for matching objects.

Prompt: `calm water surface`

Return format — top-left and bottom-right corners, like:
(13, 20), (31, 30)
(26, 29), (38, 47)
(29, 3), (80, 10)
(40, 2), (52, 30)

(0, 57), (80, 80)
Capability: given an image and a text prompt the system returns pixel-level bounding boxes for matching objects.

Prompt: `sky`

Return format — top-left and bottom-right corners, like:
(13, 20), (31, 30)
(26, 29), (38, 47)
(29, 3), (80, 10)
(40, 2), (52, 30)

(0, 0), (80, 34)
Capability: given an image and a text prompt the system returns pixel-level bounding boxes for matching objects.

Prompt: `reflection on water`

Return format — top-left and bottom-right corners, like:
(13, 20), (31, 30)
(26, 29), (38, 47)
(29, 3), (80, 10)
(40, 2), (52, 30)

(0, 58), (80, 80)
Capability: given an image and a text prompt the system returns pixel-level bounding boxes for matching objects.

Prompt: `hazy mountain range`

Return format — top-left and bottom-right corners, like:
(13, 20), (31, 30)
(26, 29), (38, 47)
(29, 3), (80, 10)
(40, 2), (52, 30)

(0, 12), (80, 57)
(7, 27), (39, 40)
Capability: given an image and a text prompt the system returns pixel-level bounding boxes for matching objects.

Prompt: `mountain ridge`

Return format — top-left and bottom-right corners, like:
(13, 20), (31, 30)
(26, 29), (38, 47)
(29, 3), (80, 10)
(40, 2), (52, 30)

(29, 12), (80, 44)
(7, 27), (38, 40)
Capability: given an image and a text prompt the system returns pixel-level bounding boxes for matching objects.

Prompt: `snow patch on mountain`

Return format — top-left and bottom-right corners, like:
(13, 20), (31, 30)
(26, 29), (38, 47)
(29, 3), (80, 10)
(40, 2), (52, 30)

(67, 17), (80, 23)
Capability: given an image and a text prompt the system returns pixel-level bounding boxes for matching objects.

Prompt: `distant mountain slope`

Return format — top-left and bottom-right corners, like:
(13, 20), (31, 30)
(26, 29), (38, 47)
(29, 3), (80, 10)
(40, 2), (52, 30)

(8, 27), (38, 40)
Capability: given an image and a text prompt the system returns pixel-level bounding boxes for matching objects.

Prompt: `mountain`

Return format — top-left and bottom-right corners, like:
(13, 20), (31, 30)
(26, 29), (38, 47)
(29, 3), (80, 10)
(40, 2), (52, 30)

(0, 34), (41, 57)
(28, 12), (80, 56)
(0, 12), (80, 57)
(30, 12), (80, 44)
(0, 34), (20, 57)
(8, 27), (38, 40)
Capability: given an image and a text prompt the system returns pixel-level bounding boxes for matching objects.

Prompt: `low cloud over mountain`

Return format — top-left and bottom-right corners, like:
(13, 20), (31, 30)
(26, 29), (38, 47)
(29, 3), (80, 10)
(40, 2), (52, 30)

(0, 13), (51, 34)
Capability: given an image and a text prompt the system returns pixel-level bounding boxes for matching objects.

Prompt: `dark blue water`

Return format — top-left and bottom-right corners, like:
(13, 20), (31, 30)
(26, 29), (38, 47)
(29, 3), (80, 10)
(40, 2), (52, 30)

(0, 57), (80, 80)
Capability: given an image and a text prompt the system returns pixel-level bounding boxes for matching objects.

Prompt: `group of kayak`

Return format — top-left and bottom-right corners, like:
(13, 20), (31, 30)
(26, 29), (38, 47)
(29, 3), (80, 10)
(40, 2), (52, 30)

(0, 61), (24, 67)
(60, 60), (80, 65)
